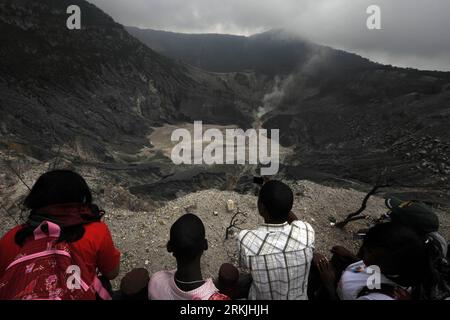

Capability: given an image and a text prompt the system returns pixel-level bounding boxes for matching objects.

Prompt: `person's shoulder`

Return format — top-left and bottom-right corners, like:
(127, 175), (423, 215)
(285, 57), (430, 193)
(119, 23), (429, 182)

(237, 228), (262, 245)
(291, 220), (314, 231)
(237, 229), (252, 241)
(291, 220), (315, 239)
(78, 222), (113, 246)
(148, 270), (174, 299)
(149, 270), (174, 284)
(290, 220), (315, 246)
(83, 221), (110, 234)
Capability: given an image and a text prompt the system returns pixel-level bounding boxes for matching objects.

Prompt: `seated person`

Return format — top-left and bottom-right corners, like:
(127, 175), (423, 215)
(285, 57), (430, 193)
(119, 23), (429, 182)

(114, 268), (150, 300)
(384, 197), (448, 264)
(215, 263), (239, 299)
(214, 263), (253, 300)
(309, 197), (450, 300)
(237, 180), (315, 300)
(315, 222), (440, 300)
(0, 170), (120, 300)
(148, 214), (229, 300)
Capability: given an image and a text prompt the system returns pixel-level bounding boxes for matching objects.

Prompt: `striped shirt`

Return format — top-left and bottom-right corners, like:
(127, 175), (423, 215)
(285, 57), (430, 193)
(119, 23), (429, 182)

(237, 220), (315, 300)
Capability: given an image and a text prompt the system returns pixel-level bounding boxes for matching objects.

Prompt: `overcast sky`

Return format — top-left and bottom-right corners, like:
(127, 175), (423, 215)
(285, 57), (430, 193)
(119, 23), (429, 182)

(90, 0), (450, 71)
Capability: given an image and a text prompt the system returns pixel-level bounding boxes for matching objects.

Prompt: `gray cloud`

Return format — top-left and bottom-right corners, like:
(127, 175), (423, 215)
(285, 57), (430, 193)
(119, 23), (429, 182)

(90, 0), (450, 71)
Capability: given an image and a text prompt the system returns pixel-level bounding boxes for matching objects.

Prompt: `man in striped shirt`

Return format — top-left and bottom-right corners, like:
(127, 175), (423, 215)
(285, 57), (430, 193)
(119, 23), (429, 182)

(237, 180), (315, 300)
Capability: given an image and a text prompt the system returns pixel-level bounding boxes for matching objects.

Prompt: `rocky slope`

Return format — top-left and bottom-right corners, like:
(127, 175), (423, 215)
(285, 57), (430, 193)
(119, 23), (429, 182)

(0, 0), (259, 164)
(269, 66), (450, 201)
(126, 27), (378, 76)
(129, 27), (450, 206)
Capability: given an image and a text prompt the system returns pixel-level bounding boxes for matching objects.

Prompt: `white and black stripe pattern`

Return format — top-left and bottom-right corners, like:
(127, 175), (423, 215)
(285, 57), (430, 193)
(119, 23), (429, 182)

(238, 220), (315, 300)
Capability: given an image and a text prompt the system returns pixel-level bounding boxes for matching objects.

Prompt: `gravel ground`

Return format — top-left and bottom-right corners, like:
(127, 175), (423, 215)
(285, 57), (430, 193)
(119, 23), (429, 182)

(101, 180), (394, 289)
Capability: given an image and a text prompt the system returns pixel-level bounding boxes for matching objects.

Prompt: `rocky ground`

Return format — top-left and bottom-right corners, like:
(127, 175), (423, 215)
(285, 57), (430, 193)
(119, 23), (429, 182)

(103, 180), (391, 289)
(104, 181), (450, 290)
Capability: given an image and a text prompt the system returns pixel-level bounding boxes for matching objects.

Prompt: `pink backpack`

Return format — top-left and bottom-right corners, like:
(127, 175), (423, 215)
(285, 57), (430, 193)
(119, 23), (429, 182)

(0, 221), (111, 300)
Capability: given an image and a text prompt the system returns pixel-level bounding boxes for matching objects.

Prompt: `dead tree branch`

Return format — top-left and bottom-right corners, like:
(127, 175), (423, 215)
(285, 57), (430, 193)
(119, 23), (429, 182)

(335, 184), (389, 229)
(225, 209), (247, 240)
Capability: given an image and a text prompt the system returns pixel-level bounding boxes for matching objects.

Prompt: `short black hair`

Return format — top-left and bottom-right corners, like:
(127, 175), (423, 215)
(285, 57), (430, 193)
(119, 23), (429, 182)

(258, 180), (293, 221)
(362, 222), (429, 288)
(16, 170), (92, 246)
(168, 214), (206, 260)
(24, 170), (92, 210)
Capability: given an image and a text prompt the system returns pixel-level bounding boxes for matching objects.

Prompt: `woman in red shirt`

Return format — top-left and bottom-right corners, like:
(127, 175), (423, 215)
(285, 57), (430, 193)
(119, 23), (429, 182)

(0, 170), (121, 299)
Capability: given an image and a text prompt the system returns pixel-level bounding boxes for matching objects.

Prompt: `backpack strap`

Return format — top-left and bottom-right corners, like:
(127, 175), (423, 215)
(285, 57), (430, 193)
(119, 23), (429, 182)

(33, 221), (61, 240)
(63, 243), (111, 300)
(92, 277), (112, 300)
(357, 283), (399, 299)
(5, 249), (72, 271)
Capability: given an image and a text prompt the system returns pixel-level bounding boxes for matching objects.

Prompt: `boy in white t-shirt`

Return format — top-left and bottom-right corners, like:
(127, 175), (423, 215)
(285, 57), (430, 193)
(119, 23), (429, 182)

(148, 214), (229, 300)
(337, 260), (404, 300)
(315, 222), (434, 300)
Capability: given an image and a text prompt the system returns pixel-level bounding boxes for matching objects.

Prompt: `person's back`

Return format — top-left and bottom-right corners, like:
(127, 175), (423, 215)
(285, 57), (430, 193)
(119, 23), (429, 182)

(237, 180), (315, 300)
(0, 170), (120, 300)
(148, 214), (229, 300)
(0, 220), (120, 283)
(336, 222), (438, 300)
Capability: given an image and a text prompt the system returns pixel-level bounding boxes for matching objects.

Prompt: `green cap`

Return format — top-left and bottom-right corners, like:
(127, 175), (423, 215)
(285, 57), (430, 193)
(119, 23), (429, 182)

(385, 197), (439, 234)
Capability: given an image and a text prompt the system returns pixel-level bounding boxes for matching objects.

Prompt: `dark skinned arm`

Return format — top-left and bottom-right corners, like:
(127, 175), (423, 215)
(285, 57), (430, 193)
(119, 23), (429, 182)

(314, 253), (340, 300)
(331, 246), (360, 264)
